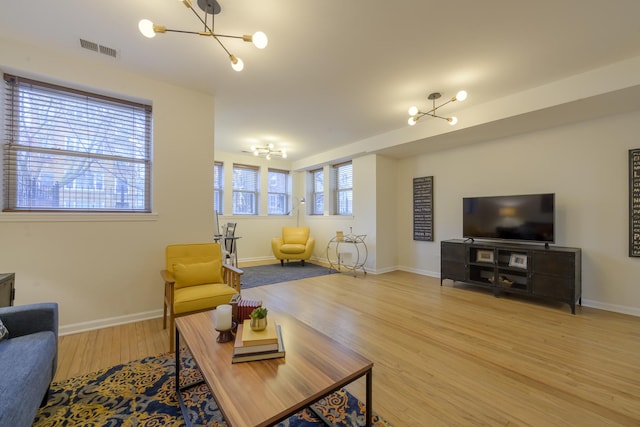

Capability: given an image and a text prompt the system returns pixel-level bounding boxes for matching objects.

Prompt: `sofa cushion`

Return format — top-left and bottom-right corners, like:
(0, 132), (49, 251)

(0, 331), (56, 427)
(173, 260), (223, 289)
(0, 318), (8, 341)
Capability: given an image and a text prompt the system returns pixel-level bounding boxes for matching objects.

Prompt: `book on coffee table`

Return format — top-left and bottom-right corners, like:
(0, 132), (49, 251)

(232, 324), (285, 363)
(241, 319), (279, 346)
(233, 323), (279, 354)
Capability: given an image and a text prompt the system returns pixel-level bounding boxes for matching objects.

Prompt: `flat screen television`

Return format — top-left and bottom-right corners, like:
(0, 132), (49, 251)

(463, 193), (555, 243)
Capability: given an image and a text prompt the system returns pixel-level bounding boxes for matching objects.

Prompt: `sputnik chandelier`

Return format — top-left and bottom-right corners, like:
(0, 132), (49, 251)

(249, 143), (287, 160)
(408, 90), (468, 126)
(138, 0), (268, 72)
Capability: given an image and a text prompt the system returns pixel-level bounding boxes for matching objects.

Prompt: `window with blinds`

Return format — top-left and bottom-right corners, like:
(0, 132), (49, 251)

(267, 168), (289, 215)
(310, 168), (324, 215)
(2, 74), (152, 212)
(232, 164), (259, 215)
(214, 161), (223, 214)
(333, 161), (352, 215)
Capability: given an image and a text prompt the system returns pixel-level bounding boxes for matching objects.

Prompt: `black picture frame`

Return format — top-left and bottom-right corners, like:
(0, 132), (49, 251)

(413, 176), (434, 241)
(630, 148), (640, 257)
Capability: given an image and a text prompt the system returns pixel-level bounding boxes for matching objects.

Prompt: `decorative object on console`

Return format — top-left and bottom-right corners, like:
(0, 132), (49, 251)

(408, 90), (467, 126)
(138, 0), (268, 72)
(509, 253), (528, 269)
(476, 249), (494, 263)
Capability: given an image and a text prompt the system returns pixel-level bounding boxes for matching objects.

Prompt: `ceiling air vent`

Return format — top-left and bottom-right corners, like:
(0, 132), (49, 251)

(79, 39), (118, 59)
(79, 39), (99, 52)
(99, 45), (117, 58)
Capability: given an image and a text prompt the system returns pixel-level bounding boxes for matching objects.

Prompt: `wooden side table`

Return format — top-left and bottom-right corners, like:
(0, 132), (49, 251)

(0, 273), (15, 307)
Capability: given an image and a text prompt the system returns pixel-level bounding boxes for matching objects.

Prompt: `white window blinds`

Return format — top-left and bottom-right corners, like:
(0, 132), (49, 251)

(333, 161), (352, 215)
(2, 74), (152, 212)
(268, 168), (289, 215)
(310, 168), (324, 215)
(232, 164), (259, 215)
(214, 161), (223, 214)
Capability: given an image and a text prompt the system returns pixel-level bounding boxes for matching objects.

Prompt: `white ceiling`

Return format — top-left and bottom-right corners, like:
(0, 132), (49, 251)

(1, 0), (640, 162)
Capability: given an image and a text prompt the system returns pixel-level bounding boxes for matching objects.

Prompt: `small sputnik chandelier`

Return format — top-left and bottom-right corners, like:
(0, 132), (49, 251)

(408, 90), (467, 126)
(138, 0), (268, 72)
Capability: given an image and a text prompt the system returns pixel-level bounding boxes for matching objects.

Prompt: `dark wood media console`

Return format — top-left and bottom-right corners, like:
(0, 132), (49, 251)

(441, 239), (581, 314)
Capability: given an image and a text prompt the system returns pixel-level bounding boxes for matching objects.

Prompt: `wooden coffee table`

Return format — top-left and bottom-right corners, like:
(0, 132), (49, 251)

(175, 310), (373, 427)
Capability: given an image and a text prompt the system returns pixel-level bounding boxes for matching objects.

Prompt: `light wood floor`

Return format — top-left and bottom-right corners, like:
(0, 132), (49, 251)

(56, 266), (640, 426)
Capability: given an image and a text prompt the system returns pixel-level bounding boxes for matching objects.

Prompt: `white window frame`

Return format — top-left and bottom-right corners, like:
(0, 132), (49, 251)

(309, 168), (324, 215)
(2, 73), (152, 213)
(214, 161), (224, 215)
(267, 168), (290, 215)
(232, 164), (259, 215)
(333, 161), (352, 215)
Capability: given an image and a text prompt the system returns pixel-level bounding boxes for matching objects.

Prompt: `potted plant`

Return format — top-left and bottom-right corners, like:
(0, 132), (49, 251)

(249, 306), (268, 331)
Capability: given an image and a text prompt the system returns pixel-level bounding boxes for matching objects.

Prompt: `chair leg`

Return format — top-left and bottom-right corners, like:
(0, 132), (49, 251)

(280, 259), (284, 266)
(162, 300), (167, 329)
(301, 259), (305, 266)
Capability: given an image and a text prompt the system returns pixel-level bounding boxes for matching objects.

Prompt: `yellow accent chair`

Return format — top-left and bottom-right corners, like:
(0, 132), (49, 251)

(161, 243), (242, 352)
(271, 226), (315, 266)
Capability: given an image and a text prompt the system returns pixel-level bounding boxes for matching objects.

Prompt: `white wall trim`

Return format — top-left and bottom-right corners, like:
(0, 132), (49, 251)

(581, 299), (640, 317)
(59, 309), (163, 336)
(0, 212), (159, 223)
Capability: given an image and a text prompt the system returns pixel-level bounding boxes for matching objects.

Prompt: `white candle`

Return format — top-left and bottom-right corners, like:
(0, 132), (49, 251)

(216, 304), (232, 330)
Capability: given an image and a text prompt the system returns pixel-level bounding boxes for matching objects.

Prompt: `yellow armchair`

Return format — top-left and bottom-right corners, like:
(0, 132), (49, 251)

(162, 243), (242, 352)
(271, 226), (315, 266)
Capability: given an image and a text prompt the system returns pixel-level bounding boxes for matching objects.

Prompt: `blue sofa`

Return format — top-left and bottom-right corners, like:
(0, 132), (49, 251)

(0, 302), (58, 427)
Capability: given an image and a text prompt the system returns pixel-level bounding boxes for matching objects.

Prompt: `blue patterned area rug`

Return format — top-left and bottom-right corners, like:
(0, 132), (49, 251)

(241, 262), (337, 289)
(35, 351), (391, 426)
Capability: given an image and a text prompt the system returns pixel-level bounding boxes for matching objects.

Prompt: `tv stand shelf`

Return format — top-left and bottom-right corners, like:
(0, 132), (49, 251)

(441, 239), (581, 314)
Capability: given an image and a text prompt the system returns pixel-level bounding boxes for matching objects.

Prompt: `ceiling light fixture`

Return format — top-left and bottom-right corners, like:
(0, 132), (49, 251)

(248, 143), (287, 160)
(138, 0), (267, 72)
(408, 90), (467, 126)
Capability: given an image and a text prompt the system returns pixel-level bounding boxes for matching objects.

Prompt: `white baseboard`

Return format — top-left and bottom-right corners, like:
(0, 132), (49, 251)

(581, 299), (640, 317)
(59, 309), (164, 336)
(59, 271), (639, 335)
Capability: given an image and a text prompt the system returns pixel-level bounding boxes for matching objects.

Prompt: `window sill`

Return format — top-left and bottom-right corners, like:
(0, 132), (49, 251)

(0, 212), (159, 223)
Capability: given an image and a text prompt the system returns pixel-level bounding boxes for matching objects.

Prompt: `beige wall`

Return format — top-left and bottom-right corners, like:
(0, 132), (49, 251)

(395, 110), (640, 315)
(0, 38), (216, 332)
(1, 36), (638, 336)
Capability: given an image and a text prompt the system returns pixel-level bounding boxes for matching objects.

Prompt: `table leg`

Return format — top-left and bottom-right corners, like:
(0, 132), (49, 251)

(366, 368), (372, 427)
(175, 327), (180, 396)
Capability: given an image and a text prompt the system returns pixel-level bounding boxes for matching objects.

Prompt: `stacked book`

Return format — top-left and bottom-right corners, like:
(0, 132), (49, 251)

(236, 298), (263, 322)
(232, 320), (285, 363)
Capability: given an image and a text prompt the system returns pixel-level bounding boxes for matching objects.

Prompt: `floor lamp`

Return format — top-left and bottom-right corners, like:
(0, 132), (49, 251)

(292, 197), (306, 227)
